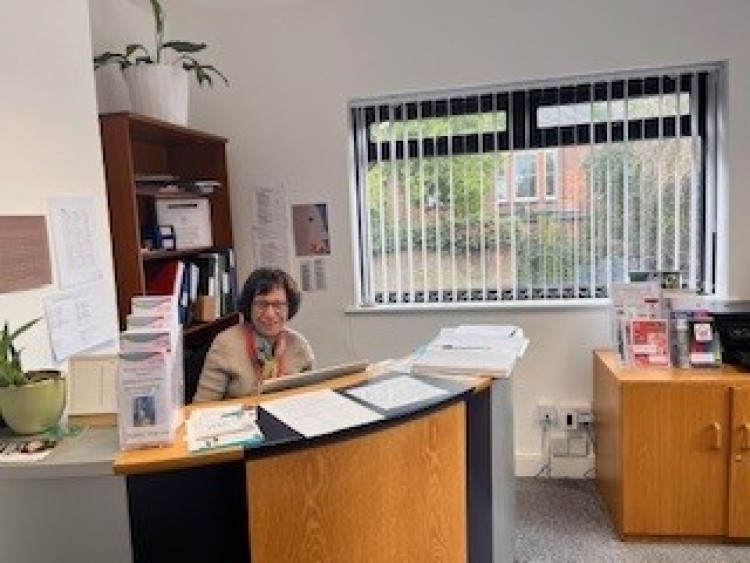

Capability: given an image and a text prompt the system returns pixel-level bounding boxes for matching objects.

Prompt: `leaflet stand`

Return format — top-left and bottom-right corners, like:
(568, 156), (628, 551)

(116, 295), (184, 450)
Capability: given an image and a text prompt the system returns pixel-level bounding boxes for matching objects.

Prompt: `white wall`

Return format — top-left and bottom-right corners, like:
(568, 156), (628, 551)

(94, 0), (750, 474)
(0, 2), (116, 372)
(89, 0), (153, 114)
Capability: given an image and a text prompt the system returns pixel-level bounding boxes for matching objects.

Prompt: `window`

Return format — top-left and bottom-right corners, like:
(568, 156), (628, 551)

(544, 150), (558, 200)
(350, 65), (720, 305)
(514, 152), (537, 201)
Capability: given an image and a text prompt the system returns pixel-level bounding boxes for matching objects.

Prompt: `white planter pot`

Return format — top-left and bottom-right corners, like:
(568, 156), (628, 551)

(123, 64), (189, 126)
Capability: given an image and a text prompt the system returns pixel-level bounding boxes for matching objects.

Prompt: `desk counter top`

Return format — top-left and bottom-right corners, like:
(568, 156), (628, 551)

(114, 369), (490, 476)
(0, 427), (119, 480)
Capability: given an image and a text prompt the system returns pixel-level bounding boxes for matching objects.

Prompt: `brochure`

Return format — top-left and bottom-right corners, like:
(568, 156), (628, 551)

(629, 318), (671, 367)
(688, 316), (722, 367)
(0, 438), (58, 463)
(185, 404), (264, 452)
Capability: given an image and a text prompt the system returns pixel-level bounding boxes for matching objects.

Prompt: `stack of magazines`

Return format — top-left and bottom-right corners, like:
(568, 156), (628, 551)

(185, 404), (264, 453)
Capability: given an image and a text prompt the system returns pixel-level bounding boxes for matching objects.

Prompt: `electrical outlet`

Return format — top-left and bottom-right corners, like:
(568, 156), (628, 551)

(560, 402), (593, 430)
(559, 406), (578, 430)
(535, 402), (558, 425)
(577, 410), (594, 425)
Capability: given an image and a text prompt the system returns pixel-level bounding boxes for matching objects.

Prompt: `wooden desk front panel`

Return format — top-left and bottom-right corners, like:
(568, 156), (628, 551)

(247, 402), (467, 563)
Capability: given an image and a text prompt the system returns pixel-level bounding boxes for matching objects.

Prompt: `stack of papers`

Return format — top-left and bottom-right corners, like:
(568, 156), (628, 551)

(411, 324), (529, 378)
(185, 404), (264, 452)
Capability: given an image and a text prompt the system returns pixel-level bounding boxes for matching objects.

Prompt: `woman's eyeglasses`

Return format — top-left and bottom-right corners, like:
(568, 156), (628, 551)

(252, 299), (288, 313)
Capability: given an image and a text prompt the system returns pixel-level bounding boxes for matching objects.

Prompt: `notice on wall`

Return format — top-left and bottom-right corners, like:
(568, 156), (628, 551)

(43, 280), (119, 361)
(250, 185), (291, 271)
(299, 257), (327, 292)
(0, 215), (52, 293)
(48, 196), (104, 289)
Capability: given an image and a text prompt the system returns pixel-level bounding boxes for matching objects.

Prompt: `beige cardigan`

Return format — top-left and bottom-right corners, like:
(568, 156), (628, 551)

(192, 324), (314, 403)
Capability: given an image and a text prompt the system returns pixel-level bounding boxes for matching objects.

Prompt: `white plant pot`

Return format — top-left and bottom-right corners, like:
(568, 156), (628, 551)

(123, 64), (189, 126)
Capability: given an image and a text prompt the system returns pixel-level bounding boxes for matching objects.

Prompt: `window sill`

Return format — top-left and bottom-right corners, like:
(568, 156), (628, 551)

(344, 299), (610, 315)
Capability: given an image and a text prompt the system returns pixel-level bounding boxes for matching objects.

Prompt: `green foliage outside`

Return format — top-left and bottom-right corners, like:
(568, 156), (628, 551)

(364, 136), (694, 293)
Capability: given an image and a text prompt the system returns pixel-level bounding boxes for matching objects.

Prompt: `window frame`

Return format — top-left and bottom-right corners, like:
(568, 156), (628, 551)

(350, 64), (721, 307)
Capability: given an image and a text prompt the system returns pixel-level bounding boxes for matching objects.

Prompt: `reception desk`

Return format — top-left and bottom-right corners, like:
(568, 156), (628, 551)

(114, 369), (514, 562)
(0, 367), (516, 562)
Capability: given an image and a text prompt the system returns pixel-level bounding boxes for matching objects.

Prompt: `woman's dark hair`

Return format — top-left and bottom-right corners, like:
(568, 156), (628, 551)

(237, 268), (302, 321)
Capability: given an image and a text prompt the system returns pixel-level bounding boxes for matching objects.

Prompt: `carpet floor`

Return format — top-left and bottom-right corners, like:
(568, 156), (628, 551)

(516, 478), (750, 562)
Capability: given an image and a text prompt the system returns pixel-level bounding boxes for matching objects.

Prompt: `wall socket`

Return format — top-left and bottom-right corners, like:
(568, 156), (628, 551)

(560, 403), (593, 430)
(535, 402), (558, 425)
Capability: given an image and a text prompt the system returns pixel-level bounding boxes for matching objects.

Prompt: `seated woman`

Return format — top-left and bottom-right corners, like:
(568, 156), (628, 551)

(193, 268), (314, 402)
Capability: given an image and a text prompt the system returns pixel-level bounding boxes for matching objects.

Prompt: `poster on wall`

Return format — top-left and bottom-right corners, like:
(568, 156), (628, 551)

(250, 185), (291, 271)
(48, 196), (104, 289)
(292, 203), (330, 256)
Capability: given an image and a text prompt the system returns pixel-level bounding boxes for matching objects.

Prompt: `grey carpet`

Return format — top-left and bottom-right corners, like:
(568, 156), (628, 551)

(515, 477), (750, 562)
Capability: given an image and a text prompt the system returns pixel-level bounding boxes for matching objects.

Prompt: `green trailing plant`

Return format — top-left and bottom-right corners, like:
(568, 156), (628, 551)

(93, 0), (228, 87)
(0, 318), (42, 387)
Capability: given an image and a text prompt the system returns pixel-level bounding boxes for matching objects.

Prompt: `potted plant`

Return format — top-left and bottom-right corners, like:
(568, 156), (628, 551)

(93, 0), (228, 126)
(0, 318), (65, 435)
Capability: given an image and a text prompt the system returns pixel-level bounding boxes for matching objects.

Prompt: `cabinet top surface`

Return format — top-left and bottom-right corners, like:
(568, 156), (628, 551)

(594, 349), (750, 384)
(100, 112), (227, 144)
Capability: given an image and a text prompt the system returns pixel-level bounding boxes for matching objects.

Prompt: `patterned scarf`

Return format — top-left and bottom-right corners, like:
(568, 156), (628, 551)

(243, 324), (287, 383)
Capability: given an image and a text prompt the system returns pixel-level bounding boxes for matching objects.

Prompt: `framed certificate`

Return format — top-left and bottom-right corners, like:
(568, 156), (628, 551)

(155, 198), (212, 250)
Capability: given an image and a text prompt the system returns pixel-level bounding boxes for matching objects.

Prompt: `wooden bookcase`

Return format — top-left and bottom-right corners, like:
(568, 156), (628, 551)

(98, 112), (240, 399)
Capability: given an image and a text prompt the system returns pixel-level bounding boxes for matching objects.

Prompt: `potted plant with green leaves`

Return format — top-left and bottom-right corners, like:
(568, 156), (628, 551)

(93, 0), (228, 126)
(0, 318), (65, 435)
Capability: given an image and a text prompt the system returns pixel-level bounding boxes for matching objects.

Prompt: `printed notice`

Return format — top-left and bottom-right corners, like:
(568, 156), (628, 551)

(251, 185), (290, 270)
(48, 196), (104, 289)
(43, 280), (118, 361)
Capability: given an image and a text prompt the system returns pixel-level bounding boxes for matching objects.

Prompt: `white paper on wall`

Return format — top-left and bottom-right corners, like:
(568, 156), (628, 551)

(48, 196), (104, 289)
(250, 185), (291, 271)
(43, 280), (118, 361)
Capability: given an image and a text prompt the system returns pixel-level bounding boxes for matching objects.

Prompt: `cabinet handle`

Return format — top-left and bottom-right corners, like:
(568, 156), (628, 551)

(741, 423), (750, 451)
(710, 422), (722, 450)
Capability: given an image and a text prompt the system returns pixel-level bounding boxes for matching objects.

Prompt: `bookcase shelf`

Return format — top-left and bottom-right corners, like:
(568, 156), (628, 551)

(99, 112), (240, 400)
(141, 247), (218, 261)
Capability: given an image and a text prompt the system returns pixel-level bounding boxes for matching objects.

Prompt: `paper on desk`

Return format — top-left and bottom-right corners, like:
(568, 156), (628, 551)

(185, 405), (263, 452)
(344, 375), (448, 411)
(432, 325), (526, 351)
(454, 324), (521, 338)
(411, 346), (522, 377)
(260, 389), (384, 438)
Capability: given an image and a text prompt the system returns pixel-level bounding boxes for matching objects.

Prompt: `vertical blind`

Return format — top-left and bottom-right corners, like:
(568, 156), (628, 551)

(350, 65), (720, 306)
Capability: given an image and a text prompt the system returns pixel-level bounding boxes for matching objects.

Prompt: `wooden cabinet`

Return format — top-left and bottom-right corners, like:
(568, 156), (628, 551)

(594, 349), (750, 539)
(98, 112), (240, 399)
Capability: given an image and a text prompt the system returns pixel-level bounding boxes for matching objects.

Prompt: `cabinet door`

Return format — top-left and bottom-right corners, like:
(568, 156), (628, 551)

(728, 386), (750, 538)
(622, 383), (729, 535)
